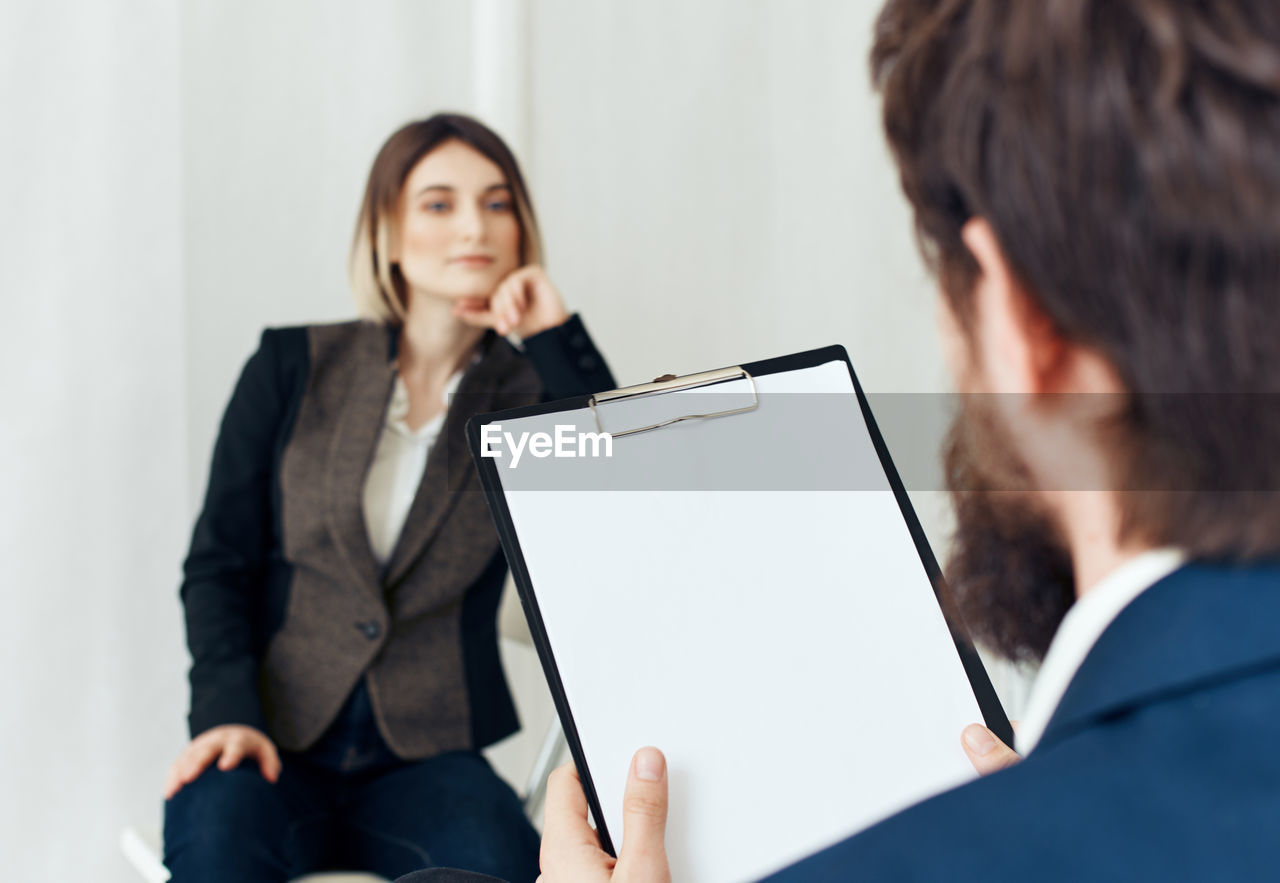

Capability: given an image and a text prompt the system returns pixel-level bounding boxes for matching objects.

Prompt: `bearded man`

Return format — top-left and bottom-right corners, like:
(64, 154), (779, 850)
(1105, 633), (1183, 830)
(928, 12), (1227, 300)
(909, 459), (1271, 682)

(407, 1), (1280, 880)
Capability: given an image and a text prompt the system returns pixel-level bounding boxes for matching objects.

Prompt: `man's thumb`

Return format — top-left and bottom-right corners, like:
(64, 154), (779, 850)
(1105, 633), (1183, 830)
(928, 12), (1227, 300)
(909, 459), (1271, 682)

(620, 747), (669, 861)
(962, 723), (1021, 775)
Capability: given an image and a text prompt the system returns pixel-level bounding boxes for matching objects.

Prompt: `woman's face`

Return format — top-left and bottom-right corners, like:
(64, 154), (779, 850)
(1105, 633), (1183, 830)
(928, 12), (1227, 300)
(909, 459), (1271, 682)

(392, 139), (522, 302)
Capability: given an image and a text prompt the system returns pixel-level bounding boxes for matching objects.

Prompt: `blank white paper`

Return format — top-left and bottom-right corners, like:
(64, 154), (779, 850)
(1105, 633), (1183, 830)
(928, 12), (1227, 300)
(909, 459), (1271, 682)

(488, 359), (983, 882)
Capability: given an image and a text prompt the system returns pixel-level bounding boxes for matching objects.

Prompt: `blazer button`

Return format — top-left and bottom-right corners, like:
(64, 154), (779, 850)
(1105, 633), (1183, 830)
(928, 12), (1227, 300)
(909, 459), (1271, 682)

(577, 353), (599, 372)
(356, 620), (381, 640)
(569, 331), (589, 350)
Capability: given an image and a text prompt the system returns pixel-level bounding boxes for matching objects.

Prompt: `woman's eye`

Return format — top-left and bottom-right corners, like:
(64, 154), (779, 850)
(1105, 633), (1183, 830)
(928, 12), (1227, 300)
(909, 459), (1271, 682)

(486, 200), (513, 212)
(422, 201), (450, 213)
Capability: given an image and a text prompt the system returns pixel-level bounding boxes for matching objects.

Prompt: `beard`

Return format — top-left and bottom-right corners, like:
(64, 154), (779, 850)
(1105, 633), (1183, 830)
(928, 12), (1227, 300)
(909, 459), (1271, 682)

(942, 396), (1077, 663)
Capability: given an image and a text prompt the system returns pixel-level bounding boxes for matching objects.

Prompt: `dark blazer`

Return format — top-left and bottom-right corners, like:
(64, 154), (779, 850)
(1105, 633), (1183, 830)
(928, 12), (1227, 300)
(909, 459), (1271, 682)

(766, 561), (1280, 881)
(181, 315), (614, 759)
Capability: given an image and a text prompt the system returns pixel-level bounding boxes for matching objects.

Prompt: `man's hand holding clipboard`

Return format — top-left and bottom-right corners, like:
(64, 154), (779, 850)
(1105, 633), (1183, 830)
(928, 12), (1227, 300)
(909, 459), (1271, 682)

(537, 728), (1021, 882)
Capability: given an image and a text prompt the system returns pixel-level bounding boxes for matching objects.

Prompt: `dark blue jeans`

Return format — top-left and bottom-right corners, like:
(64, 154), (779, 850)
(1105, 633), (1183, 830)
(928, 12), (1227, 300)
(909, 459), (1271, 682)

(162, 749), (540, 883)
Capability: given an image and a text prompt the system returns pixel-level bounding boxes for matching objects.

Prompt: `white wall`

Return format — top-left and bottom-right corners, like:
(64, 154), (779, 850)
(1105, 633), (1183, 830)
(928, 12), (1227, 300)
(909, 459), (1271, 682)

(527, 1), (938, 393)
(0, 2), (187, 880)
(181, 0), (476, 503)
(2, 2), (1026, 879)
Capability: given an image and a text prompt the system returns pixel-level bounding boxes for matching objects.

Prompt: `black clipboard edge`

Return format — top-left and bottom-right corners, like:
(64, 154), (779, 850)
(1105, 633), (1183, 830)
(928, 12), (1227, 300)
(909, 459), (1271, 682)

(466, 344), (1014, 856)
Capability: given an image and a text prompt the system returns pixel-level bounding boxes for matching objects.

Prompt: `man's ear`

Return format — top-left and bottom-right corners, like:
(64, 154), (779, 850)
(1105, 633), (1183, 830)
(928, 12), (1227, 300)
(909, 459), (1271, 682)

(961, 218), (1063, 395)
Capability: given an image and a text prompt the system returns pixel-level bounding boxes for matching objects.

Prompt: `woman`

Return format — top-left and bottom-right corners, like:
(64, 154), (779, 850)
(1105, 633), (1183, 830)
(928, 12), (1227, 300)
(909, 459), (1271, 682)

(162, 113), (614, 883)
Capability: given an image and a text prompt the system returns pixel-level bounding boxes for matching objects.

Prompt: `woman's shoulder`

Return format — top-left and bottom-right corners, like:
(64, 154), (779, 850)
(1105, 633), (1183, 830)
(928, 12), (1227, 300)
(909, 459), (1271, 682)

(258, 319), (388, 367)
(260, 318), (377, 346)
(234, 320), (382, 405)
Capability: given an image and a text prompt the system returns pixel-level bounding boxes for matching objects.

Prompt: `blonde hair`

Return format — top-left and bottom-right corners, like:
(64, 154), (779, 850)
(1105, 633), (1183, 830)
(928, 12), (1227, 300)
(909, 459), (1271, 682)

(348, 113), (544, 324)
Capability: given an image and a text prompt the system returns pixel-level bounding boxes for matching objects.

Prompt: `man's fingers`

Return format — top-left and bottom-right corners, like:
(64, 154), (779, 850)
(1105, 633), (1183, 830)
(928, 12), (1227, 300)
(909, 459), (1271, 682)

(962, 723), (1021, 775)
(542, 763), (601, 851)
(618, 747), (670, 868)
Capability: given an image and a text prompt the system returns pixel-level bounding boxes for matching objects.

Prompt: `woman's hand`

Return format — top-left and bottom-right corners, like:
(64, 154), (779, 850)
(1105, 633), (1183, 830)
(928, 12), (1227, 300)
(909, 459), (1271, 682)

(538, 748), (671, 883)
(961, 722), (1021, 775)
(452, 264), (571, 339)
(163, 724), (281, 800)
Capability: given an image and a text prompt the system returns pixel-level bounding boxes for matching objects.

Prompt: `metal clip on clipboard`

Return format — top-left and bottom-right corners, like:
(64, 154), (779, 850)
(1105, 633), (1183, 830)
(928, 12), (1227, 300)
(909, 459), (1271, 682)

(587, 366), (759, 439)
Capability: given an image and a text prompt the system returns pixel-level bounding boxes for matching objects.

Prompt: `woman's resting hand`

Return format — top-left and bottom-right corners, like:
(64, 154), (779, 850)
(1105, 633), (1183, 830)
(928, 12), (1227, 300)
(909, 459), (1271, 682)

(452, 264), (570, 339)
(163, 724), (281, 799)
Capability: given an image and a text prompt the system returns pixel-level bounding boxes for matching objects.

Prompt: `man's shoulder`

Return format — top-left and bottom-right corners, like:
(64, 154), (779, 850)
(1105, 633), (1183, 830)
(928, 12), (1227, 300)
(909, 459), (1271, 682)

(763, 751), (1072, 882)
(767, 661), (1280, 881)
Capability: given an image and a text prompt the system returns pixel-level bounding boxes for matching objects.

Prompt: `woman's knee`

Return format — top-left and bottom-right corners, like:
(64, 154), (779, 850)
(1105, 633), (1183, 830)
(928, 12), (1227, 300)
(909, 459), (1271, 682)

(164, 765), (289, 845)
(163, 766), (298, 881)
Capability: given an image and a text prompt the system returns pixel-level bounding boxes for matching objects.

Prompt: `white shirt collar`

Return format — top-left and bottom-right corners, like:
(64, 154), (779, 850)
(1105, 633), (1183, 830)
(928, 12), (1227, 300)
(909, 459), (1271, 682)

(1014, 548), (1185, 755)
(386, 369), (466, 441)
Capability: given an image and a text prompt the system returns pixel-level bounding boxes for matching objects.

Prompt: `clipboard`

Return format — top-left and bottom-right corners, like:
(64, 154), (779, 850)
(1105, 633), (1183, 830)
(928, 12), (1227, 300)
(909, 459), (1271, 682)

(466, 345), (1011, 882)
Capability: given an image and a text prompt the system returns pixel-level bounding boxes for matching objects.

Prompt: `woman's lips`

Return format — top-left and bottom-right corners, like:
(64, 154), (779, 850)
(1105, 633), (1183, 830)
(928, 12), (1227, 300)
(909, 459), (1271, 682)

(452, 255), (495, 268)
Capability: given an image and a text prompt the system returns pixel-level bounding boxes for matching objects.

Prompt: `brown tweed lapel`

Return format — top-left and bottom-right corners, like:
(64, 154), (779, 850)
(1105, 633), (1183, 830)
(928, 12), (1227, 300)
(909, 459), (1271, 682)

(324, 324), (395, 598)
(383, 335), (529, 588)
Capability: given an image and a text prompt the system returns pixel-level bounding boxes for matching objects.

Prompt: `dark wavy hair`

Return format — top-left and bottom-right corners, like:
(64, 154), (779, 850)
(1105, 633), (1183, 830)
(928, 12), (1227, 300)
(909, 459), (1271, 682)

(872, 0), (1280, 559)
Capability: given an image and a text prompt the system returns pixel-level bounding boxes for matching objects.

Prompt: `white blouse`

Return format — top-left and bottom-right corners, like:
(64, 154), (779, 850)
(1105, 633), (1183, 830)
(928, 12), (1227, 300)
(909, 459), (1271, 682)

(362, 368), (466, 567)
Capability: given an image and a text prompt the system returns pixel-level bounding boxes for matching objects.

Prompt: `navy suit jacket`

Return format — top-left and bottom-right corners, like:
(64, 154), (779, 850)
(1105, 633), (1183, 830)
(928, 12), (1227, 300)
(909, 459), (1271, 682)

(397, 562), (1280, 883)
(765, 561), (1280, 881)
